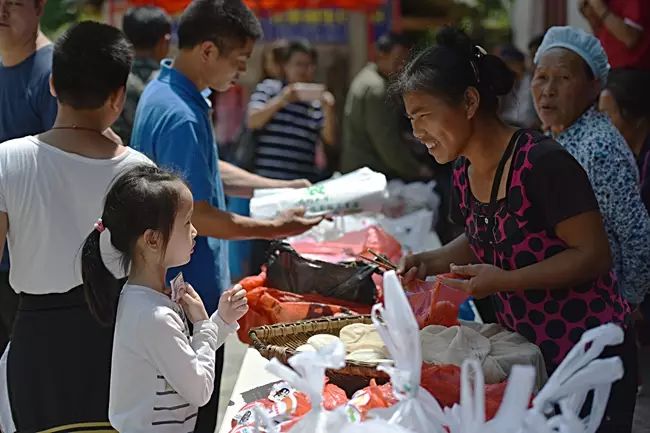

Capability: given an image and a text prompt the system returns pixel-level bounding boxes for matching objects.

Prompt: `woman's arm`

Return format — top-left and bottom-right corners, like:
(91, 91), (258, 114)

(445, 212), (612, 298)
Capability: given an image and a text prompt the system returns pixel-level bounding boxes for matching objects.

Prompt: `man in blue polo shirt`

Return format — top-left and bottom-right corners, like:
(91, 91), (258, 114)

(131, 2), (322, 430)
(0, 0), (57, 354)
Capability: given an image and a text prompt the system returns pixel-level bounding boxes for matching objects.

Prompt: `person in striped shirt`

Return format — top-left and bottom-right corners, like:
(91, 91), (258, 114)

(247, 39), (336, 182)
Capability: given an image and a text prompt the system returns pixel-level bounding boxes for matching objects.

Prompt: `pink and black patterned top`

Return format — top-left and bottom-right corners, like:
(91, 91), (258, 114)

(451, 130), (630, 372)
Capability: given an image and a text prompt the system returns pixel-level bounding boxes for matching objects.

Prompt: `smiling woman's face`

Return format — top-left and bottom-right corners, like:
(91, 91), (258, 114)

(402, 90), (473, 164)
(532, 48), (600, 133)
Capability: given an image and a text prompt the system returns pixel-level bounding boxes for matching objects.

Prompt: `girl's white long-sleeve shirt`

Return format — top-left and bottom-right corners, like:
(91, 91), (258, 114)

(109, 284), (236, 433)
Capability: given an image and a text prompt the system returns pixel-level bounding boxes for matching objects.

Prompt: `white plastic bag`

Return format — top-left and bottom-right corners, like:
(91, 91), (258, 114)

(341, 419), (417, 433)
(264, 341), (350, 433)
(443, 360), (536, 433)
(441, 324), (625, 433)
(369, 271), (447, 433)
(250, 168), (388, 219)
(526, 324), (624, 433)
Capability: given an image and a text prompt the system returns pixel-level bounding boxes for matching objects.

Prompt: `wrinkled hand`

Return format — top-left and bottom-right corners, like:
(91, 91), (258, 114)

(398, 253), (431, 284)
(281, 84), (300, 105)
(217, 284), (249, 324)
(271, 207), (324, 238)
(102, 127), (123, 146)
(586, 0), (607, 15)
(179, 283), (210, 324)
(439, 263), (508, 299)
(281, 179), (311, 189)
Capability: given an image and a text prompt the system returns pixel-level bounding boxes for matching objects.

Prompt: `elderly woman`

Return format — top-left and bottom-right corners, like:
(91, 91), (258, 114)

(532, 27), (650, 309)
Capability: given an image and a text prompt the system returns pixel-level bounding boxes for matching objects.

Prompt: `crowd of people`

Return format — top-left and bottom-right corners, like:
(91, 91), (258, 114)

(0, 0), (649, 432)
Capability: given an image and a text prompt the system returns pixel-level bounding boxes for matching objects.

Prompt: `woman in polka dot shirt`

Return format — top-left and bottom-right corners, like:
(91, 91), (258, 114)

(395, 28), (635, 433)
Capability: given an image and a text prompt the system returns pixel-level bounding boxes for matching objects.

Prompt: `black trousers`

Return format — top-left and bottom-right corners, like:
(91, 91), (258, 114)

(7, 286), (114, 432)
(592, 326), (638, 433)
(193, 345), (225, 433)
(0, 271), (18, 355)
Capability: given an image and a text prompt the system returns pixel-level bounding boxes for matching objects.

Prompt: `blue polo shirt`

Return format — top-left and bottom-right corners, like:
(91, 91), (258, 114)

(131, 59), (229, 314)
(0, 45), (58, 272)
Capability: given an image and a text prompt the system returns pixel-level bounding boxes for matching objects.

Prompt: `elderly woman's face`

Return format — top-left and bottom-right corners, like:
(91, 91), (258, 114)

(532, 48), (600, 134)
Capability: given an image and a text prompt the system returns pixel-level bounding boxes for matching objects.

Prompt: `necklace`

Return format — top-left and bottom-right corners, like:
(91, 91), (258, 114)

(50, 125), (104, 134)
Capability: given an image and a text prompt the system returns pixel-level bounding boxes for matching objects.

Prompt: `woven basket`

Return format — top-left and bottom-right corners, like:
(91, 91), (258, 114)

(249, 315), (389, 395)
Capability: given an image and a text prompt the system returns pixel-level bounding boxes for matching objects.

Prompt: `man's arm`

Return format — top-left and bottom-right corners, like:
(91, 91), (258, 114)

(219, 161), (309, 198)
(585, 0), (644, 48)
(191, 200), (322, 241)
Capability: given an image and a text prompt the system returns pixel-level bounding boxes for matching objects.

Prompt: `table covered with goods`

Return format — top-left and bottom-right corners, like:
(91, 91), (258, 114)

(219, 168), (625, 433)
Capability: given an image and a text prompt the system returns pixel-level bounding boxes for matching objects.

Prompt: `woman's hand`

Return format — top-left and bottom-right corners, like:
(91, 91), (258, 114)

(179, 284), (210, 324)
(399, 253), (432, 284)
(439, 263), (508, 299)
(217, 284), (249, 324)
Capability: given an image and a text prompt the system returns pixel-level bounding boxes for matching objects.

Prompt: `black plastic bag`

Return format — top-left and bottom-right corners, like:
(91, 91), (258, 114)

(265, 242), (377, 305)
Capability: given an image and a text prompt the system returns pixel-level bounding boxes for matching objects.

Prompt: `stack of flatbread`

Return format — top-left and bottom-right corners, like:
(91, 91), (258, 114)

(295, 323), (392, 364)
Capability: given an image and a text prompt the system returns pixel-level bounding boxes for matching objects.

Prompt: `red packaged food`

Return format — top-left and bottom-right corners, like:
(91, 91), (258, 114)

(345, 379), (398, 422)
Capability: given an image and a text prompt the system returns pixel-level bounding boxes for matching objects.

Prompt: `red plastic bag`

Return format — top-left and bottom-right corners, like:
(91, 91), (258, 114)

(291, 225), (402, 265)
(237, 285), (372, 344)
(236, 269), (373, 344)
(420, 364), (507, 420)
(323, 382), (349, 410)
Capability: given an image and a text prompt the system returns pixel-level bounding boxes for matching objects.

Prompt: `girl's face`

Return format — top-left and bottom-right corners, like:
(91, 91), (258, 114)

(403, 90), (474, 164)
(164, 183), (197, 268)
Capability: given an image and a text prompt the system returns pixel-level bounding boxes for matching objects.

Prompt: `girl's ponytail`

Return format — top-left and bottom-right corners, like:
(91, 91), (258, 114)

(81, 227), (121, 326)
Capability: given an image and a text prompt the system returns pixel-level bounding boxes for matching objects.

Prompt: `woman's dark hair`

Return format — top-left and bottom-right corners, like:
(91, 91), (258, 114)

(81, 165), (185, 325)
(53, 21), (133, 110)
(392, 27), (515, 113)
(604, 68), (650, 122)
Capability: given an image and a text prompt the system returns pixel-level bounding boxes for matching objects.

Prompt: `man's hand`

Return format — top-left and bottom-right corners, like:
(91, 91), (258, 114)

(282, 179), (311, 189)
(270, 208), (324, 239)
(280, 84), (300, 105)
(439, 263), (508, 299)
(321, 91), (336, 110)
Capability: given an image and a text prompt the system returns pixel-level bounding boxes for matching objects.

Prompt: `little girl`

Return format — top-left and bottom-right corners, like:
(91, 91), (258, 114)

(81, 165), (248, 433)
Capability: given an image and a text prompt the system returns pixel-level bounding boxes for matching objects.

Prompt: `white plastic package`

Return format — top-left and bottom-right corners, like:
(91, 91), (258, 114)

(264, 341), (350, 433)
(441, 323), (625, 433)
(250, 168), (388, 219)
(369, 271), (447, 433)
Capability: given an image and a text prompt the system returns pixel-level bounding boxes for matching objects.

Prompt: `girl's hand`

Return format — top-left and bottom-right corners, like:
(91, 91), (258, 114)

(179, 284), (210, 324)
(217, 284), (249, 325)
(440, 264), (508, 299)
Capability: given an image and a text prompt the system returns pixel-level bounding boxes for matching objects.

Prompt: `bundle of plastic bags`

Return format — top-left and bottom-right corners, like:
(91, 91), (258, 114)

(250, 168), (388, 219)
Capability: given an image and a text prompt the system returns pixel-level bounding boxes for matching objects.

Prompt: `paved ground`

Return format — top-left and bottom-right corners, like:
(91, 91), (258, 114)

(216, 340), (650, 433)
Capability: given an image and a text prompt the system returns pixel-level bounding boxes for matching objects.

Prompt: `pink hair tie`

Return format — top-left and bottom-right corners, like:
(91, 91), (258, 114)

(94, 218), (105, 233)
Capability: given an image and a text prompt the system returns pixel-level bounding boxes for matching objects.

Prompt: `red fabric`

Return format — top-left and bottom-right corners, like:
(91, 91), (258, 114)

(126, 0), (383, 15)
(597, 0), (650, 69)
